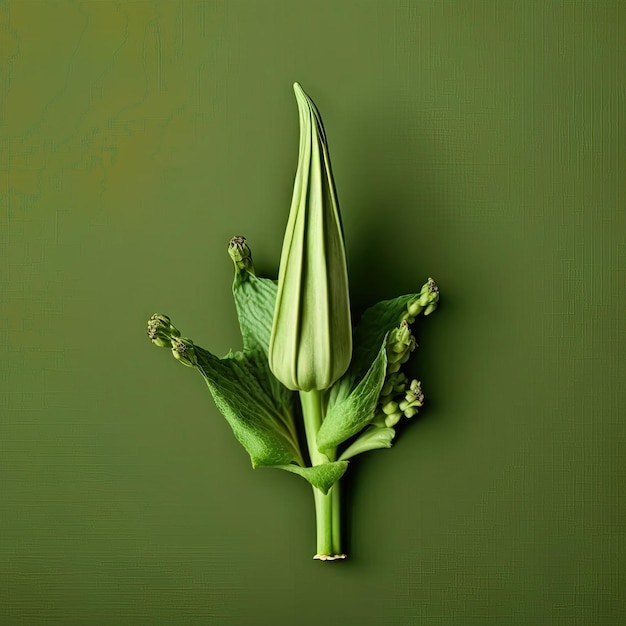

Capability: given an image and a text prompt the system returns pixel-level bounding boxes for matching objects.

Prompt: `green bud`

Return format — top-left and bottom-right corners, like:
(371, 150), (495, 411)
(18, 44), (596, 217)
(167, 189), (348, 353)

(371, 412), (388, 428)
(419, 277), (439, 306)
(386, 350), (405, 364)
(399, 379), (425, 417)
(268, 83), (352, 392)
(387, 362), (401, 374)
(152, 313), (171, 325)
(388, 320), (411, 346)
(406, 379), (424, 404)
(386, 320), (416, 364)
(408, 278), (439, 317)
(171, 337), (198, 367)
(149, 334), (171, 348)
(228, 236), (254, 273)
(147, 313), (180, 347)
(407, 301), (423, 317)
(402, 312), (416, 324)
(393, 379), (408, 394)
(384, 411), (403, 428)
(382, 400), (399, 415)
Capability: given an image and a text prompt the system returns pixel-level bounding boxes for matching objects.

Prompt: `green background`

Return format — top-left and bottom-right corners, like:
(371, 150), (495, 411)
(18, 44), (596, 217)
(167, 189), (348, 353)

(1, 1), (624, 624)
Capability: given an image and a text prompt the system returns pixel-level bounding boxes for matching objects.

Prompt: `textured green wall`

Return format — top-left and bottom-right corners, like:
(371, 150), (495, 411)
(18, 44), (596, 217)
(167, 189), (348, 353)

(1, 1), (624, 624)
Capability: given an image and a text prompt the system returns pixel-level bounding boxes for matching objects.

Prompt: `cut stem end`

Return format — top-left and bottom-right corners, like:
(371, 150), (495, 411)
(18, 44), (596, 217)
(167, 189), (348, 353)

(313, 553), (347, 561)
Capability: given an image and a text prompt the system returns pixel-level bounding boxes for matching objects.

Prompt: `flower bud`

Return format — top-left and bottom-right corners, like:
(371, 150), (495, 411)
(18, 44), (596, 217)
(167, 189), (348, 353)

(384, 411), (403, 428)
(408, 278), (439, 317)
(228, 236), (254, 273)
(387, 362), (401, 374)
(400, 379), (424, 418)
(386, 320), (416, 364)
(147, 313), (180, 347)
(171, 337), (198, 367)
(382, 400), (399, 415)
(406, 379), (425, 404)
(407, 301), (423, 318)
(268, 83), (352, 391)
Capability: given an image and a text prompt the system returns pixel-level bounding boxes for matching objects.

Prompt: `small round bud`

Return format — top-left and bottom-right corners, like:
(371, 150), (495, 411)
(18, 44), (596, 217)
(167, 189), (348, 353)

(384, 411), (403, 428)
(171, 337), (198, 367)
(148, 334), (171, 348)
(387, 350), (405, 364)
(382, 401), (399, 415)
(407, 299), (423, 317)
(393, 380), (407, 394)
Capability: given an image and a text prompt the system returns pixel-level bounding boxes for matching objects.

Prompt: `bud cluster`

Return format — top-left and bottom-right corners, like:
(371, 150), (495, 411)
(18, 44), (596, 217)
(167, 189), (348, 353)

(385, 320), (416, 374)
(374, 317), (425, 428)
(147, 313), (198, 367)
(401, 278), (439, 324)
(228, 236), (254, 273)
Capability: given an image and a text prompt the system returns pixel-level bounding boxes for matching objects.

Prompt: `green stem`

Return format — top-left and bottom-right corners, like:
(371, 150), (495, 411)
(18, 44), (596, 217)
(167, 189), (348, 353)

(299, 390), (344, 560)
(299, 390), (327, 466)
(331, 481), (341, 552)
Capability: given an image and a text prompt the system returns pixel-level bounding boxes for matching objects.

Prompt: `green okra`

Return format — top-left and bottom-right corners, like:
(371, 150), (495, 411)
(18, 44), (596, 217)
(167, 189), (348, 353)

(145, 83), (440, 561)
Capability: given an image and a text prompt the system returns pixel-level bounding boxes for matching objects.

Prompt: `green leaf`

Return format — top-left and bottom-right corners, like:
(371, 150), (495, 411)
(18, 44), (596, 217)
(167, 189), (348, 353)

(274, 461), (349, 494)
(317, 338), (388, 452)
(326, 294), (417, 409)
(338, 426), (396, 461)
(350, 294), (415, 381)
(232, 270), (278, 355)
(194, 345), (302, 469)
(231, 270), (297, 415)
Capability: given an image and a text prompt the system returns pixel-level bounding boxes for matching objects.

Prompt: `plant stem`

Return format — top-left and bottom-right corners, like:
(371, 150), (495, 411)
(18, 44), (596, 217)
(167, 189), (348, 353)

(299, 390), (344, 559)
(331, 480), (341, 552)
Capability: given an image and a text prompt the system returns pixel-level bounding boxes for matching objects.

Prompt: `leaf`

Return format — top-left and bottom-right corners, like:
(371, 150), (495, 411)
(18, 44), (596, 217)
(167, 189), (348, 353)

(350, 294), (415, 381)
(194, 345), (301, 468)
(232, 270), (296, 415)
(317, 338), (388, 452)
(338, 427), (396, 461)
(232, 270), (278, 356)
(274, 461), (349, 494)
